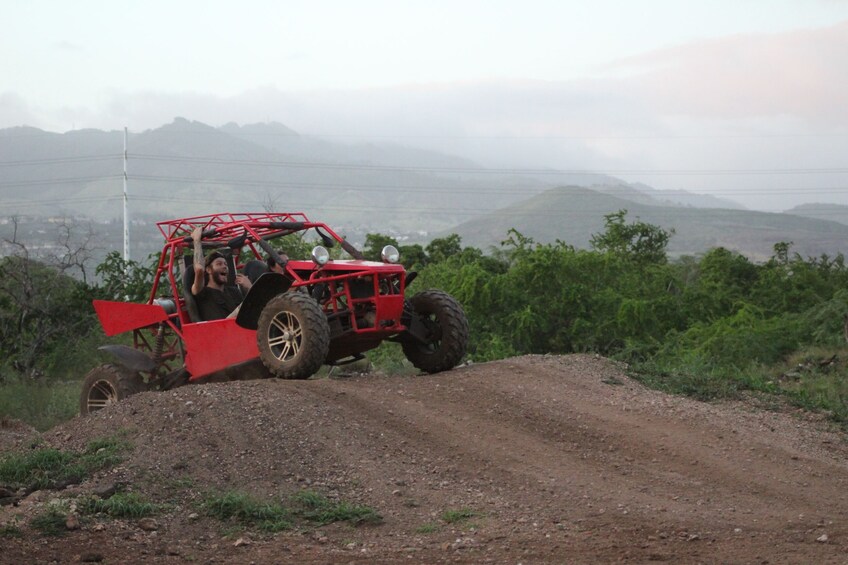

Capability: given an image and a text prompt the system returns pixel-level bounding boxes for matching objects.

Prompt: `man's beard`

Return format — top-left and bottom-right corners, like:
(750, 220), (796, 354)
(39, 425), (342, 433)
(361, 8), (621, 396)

(213, 271), (228, 286)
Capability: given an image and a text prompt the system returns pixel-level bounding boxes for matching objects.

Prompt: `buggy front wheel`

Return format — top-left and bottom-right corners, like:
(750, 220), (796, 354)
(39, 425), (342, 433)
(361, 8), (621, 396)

(256, 293), (330, 379)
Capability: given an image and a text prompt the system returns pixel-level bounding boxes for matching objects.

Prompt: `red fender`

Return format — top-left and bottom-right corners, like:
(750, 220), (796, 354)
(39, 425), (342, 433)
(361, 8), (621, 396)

(93, 300), (170, 336)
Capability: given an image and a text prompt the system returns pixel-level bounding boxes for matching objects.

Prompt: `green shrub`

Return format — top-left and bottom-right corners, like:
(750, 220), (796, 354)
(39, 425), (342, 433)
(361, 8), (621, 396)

(291, 490), (382, 526)
(764, 347), (848, 423)
(0, 522), (22, 537)
(0, 448), (80, 490)
(30, 508), (67, 536)
(440, 508), (475, 524)
(629, 357), (774, 401)
(0, 435), (129, 491)
(0, 380), (79, 431)
(79, 436), (129, 469)
(201, 491), (292, 533)
(201, 489), (382, 532)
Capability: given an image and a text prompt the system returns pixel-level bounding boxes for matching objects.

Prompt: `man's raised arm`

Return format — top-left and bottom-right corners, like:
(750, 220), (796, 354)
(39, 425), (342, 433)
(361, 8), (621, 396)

(191, 227), (206, 296)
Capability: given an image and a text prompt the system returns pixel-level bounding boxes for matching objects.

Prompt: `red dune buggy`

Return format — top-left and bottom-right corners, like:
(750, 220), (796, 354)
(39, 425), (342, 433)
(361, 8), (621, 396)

(81, 212), (468, 414)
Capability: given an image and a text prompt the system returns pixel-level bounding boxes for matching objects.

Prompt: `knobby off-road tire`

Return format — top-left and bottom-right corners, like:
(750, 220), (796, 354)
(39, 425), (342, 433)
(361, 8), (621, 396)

(402, 290), (469, 374)
(256, 292), (330, 379)
(79, 363), (149, 416)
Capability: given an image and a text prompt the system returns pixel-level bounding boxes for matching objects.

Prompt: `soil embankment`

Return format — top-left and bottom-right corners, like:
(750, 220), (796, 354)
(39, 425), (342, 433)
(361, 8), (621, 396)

(3, 354), (848, 563)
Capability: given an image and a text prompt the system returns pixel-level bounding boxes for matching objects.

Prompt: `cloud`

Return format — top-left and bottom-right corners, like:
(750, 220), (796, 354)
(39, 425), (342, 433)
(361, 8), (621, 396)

(52, 40), (83, 51)
(6, 21), (846, 137)
(2, 20), (847, 212)
(0, 92), (38, 127)
(607, 20), (848, 125)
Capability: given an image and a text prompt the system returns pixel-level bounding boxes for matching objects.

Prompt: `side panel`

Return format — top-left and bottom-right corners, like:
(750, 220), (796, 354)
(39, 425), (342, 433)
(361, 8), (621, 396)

(182, 319), (260, 379)
(376, 295), (405, 328)
(93, 300), (170, 336)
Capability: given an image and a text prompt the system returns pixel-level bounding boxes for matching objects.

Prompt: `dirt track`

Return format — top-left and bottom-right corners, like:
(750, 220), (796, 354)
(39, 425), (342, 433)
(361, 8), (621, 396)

(3, 354), (848, 563)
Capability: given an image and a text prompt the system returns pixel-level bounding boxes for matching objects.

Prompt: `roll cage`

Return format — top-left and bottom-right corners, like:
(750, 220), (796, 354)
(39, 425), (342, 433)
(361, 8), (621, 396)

(150, 212), (362, 313)
(94, 212), (408, 380)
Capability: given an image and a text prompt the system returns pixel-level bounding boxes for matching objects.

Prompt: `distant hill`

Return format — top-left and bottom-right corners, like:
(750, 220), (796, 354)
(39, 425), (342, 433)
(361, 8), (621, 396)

(219, 121), (479, 169)
(3, 118), (843, 265)
(0, 119), (627, 263)
(446, 186), (848, 260)
(0, 118), (618, 237)
(592, 183), (746, 210)
(629, 183), (746, 210)
(784, 203), (848, 226)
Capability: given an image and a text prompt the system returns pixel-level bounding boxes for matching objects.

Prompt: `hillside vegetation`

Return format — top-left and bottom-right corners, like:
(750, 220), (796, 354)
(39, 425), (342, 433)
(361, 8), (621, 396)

(3, 211), (848, 432)
(447, 186), (848, 260)
(786, 202), (848, 226)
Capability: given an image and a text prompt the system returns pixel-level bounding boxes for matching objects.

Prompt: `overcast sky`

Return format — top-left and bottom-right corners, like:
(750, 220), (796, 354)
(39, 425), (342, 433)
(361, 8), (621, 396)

(2, 0), (848, 211)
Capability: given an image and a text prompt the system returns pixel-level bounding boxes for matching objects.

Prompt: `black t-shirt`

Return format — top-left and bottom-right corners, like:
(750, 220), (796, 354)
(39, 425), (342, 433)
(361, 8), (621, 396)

(194, 286), (242, 321)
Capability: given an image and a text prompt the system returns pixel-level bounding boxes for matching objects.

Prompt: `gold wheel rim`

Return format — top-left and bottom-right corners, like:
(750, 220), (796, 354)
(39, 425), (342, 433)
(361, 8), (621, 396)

(268, 311), (303, 362)
(87, 379), (118, 412)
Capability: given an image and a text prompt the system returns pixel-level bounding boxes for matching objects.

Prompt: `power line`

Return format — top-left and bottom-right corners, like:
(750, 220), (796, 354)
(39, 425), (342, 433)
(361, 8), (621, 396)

(0, 195), (122, 209)
(263, 132), (848, 141)
(0, 168), (844, 198)
(4, 189), (848, 221)
(128, 174), (848, 197)
(130, 153), (848, 176)
(0, 130), (124, 139)
(0, 175), (123, 188)
(4, 127), (848, 141)
(130, 174), (538, 194)
(0, 154), (121, 167)
(0, 152), (845, 186)
(115, 194), (848, 220)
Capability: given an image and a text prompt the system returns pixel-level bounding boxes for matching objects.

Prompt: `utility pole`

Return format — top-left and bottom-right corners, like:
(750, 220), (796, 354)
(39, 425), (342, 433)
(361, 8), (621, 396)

(123, 126), (130, 263)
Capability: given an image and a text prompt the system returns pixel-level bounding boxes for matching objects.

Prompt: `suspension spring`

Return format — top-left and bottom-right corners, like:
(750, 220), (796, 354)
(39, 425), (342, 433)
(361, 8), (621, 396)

(152, 323), (166, 364)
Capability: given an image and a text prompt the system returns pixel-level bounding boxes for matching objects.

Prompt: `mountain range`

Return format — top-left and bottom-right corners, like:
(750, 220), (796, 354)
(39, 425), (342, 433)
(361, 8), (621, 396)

(445, 186), (848, 261)
(2, 118), (847, 263)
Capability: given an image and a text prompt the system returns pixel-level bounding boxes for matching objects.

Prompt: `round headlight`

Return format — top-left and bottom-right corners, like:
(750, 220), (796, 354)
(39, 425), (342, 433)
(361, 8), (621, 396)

(381, 245), (400, 264)
(311, 245), (330, 266)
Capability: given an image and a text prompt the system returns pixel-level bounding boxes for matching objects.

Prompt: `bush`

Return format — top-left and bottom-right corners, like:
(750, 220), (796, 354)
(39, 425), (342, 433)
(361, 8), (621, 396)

(0, 379), (79, 431)
(658, 305), (802, 369)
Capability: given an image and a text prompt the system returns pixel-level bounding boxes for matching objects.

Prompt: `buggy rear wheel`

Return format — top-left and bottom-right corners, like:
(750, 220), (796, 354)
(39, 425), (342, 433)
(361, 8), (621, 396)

(256, 293), (330, 379)
(80, 364), (149, 416)
(401, 290), (469, 373)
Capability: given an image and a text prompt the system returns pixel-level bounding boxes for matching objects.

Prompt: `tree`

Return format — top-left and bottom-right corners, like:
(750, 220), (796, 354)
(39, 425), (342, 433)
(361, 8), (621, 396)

(362, 233), (399, 262)
(0, 217), (101, 378)
(272, 233), (314, 261)
(682, 247), (758, 321)
(398, 243), (428, 270)
(426, 234), (462, 264)
(752, 242), (848, 315)
(50, 217), (99, 284)
(590, 210), (672, 264)
(0, 256), (95, 378)
(95, 252), (157, 303)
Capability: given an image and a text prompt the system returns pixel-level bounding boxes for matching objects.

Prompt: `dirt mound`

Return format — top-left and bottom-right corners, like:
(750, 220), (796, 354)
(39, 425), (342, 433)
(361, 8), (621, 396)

(0, 418), (39, 454)
(3, 354), (848, 563)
